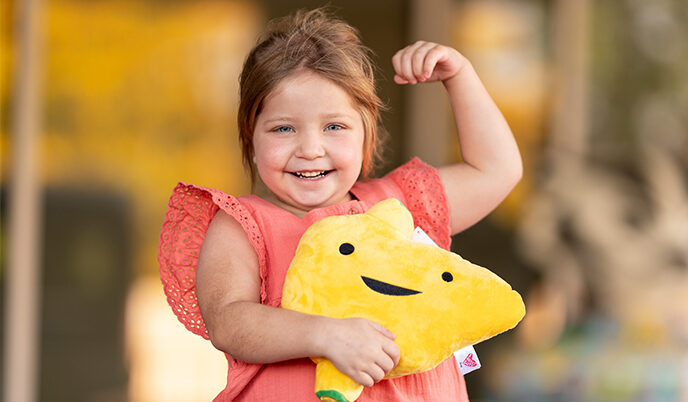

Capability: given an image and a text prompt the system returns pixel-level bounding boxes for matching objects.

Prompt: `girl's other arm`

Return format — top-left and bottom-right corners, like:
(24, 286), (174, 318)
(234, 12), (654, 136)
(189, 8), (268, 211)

(392, 42), (523, 235)
(196, 210), (400, 387)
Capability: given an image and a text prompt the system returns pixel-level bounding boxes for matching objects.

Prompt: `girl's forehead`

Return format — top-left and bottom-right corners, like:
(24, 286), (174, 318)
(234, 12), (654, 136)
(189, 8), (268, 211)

(261, 70), (359, 114)
(268, 69), (352, 100)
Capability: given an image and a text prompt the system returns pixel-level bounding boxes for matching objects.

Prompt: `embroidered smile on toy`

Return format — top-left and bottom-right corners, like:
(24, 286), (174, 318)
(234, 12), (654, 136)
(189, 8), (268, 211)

(281, 199), (526, 402)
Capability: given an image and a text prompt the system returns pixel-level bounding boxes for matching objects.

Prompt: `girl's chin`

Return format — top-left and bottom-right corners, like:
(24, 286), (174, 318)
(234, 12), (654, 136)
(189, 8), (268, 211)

(286, 193), (353, 213)
(293, 198), (336, 210)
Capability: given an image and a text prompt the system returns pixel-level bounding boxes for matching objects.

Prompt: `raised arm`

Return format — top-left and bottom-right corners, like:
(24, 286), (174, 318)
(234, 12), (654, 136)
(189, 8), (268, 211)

(392, 41), (523, 235)
(196, 210), (399, 387)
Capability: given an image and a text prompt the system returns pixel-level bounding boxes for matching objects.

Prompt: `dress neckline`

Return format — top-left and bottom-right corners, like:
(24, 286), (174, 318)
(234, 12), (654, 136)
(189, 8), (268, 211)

(243, 183), (367, 226)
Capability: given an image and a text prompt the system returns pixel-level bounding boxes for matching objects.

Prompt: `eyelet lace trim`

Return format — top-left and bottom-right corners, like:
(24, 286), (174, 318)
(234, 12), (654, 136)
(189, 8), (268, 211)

(388, 158), (451, 250)
(158, 183), (267, 339)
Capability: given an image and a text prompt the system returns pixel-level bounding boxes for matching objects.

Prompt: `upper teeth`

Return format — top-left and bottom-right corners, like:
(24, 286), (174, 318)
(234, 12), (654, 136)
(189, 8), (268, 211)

(295, 171), (326, 178)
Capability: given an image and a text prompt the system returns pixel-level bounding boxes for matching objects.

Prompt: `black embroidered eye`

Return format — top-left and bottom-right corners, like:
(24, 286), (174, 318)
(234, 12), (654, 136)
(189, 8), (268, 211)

(339, 243), (355, 255)
(442, 272), (453, 282)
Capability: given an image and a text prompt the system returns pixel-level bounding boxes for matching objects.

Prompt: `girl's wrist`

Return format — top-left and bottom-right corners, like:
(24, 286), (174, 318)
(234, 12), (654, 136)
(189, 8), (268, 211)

(442, 57), (474, 91)
(308, 314), (331, 358)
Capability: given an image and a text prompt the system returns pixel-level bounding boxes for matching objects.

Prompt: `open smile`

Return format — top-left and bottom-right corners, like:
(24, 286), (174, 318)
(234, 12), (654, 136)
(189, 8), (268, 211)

(361, 276), (421, 296)
(290, 170), (333, 179)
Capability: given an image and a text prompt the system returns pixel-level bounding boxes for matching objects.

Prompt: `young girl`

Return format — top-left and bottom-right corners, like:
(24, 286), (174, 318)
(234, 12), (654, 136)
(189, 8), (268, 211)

(158, 8), (521, 401)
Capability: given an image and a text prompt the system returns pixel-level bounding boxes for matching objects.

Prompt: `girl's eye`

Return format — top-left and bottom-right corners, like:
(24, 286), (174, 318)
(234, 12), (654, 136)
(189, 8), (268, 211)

(325, 123), (344, 131)
(273, 126), (294, 133)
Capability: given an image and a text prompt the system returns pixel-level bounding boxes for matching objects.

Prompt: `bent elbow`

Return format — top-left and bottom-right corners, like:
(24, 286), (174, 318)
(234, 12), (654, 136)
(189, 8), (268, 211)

(203, 308), (241, 357)
(503, 153), (523, 191)
(206, 325), (231, 355)
(512, 159), (523, 187)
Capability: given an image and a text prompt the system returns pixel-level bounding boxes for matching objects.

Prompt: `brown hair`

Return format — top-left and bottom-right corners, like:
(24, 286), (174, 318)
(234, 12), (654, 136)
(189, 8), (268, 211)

(238, 8), (385, 182)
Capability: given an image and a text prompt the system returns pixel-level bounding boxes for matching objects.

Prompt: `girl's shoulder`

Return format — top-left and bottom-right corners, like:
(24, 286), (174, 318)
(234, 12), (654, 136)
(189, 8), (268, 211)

(162, 183), (267, 253)
(158, 183), (267, 338)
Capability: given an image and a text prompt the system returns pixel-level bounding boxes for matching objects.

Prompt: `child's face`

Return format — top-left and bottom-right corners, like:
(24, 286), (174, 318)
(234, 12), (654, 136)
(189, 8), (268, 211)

(252, 69), (365, 217)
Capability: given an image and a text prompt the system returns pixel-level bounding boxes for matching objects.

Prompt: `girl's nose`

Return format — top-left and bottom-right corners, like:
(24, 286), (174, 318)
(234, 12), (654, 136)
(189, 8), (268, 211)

(296, 131), (325, 159)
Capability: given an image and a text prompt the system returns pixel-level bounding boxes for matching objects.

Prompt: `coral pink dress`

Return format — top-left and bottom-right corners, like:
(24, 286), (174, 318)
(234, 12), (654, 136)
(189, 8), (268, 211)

(158, 158), (469, 401)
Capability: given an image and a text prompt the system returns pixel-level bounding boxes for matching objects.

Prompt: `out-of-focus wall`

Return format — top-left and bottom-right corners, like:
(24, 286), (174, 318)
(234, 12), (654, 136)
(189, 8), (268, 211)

(451, 1), (688, 400)
(2, 1), (261, 400)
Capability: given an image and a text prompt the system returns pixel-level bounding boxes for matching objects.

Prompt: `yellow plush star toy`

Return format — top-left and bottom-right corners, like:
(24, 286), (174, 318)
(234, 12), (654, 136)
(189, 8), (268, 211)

(282, 198), (525, 402)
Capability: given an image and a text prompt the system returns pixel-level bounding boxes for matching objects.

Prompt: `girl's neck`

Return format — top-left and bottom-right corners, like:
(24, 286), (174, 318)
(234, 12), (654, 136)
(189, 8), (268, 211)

(260, 191), (355, 218)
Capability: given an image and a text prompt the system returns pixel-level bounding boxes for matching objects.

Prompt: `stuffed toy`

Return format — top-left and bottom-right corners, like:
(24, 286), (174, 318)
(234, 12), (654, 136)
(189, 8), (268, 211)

(282, 199), (525, 402)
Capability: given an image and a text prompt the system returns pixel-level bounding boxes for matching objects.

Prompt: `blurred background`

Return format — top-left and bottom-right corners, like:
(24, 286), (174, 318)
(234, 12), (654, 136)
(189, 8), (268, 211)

(1, 0), (687, 401)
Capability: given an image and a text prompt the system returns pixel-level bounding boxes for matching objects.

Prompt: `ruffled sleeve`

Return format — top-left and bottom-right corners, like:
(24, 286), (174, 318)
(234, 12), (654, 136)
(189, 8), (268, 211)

(386, 158), (452, 250)
(158, 182), (267, 339)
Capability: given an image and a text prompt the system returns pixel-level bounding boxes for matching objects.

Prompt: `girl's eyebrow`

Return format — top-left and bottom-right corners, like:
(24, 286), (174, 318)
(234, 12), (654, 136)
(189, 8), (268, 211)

(262, 116), (293, 125)
(320, 112), (357, 121)
(262, 113), (356, 125)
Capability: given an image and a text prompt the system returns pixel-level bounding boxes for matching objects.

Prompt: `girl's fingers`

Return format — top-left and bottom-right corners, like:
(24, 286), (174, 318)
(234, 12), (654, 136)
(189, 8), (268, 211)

(367, 363), (386, 383)
(392, 46), (410, 80)
(398, 47), (415, 83)
(392, 50), (410, 84)
(399, 41), (427, 84)
(393, 74), (409, 84)
(369, 320), (396, 340)
(391, 50), (402, 76)
(357, 372), (374, 388)
(382, 340), (401, 366)
(377, 353), (396, 374)
(412, 41), (438, 80)
(393, 41), (449, 84)
(422, 45), (444, 80)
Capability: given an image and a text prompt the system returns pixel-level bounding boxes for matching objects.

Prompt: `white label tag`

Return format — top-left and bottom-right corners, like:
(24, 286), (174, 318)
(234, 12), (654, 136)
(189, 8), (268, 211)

(455, 345), (481, 375)
(411, 226), (438, 246)
(412, 227), (482, 375)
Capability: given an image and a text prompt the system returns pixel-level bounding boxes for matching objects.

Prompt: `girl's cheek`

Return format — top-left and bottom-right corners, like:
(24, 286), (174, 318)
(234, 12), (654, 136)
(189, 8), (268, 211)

(264, 144), (290, 161)
(340, 138), (365, 162)
(254, 137), (286, 162)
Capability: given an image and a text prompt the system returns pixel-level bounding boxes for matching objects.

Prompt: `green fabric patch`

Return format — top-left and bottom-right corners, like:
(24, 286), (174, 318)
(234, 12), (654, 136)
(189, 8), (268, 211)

(315, 389), (348, 402)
